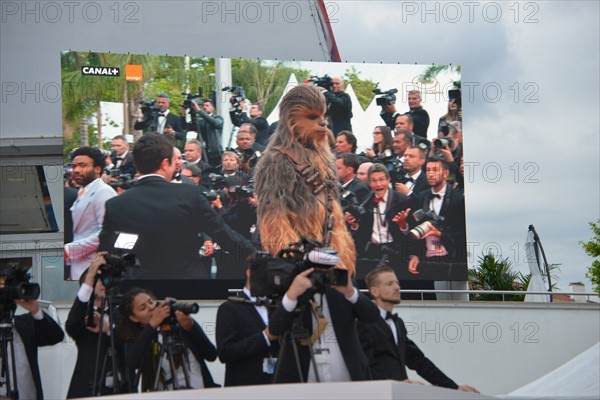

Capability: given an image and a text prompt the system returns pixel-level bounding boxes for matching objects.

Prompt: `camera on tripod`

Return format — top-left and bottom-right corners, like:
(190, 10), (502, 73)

(409, 209), (445, 240)
(0, 264), (39, 305)
(373, 87), (398, 106)
(222, 86), (246, 113)
(340, 190), (367, 220)
(250, 238), (348, 299)
(304, 75), (333, 91)
(98, 233), (138, 288)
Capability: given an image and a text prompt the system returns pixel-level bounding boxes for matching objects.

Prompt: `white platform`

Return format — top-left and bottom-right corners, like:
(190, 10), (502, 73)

(82, 380), (491, 400)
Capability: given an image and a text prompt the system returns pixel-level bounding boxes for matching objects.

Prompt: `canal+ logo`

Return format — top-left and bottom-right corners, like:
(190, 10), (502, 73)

(81, 66), (120, 77)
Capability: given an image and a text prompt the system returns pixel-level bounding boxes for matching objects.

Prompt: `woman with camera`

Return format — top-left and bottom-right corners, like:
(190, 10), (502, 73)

(363, 125), (394, 160)
(116, 288), (218, 392)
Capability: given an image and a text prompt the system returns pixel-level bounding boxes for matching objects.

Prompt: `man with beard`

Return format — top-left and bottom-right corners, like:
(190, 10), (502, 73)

(358, 266), (479, 393)
(394, 146), (428, 196)
(65, 147), (116, 280)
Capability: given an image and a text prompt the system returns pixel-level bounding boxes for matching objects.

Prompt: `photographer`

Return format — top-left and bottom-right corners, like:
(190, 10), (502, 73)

(233, 125), (263, 175)
(269, 266), (379, 383)
(406, 157), (467, 299)
(230, 101), (270, 146)
(189, 99), (224, 168)
(319, 76), (353, 136)
(65, 253), (113, 398)
(336, 153), (370, 203)
(0, 270), (64, 400)
(134, 93), (184, 140)
(216, 255), (279, 386)
(110, 135), (137, 178)
(116, 288), (218, 392)
(363, 126), (394, 162)
(404, 90), (430, 139)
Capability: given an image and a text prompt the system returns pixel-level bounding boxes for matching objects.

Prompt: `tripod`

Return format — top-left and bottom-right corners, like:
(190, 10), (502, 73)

(0, 310), (18, 400)
(272, 302), (321, 383)
(92, 283), (126, 395)
(152, 328), (192, 391)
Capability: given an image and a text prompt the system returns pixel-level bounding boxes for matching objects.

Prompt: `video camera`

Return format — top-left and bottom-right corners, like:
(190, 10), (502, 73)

(98, 233), (138, 288)
(223, 86), (246, 113)
(409, 209), (445, 240)
(373, 88), (398, 107)
(182, 87), (203, 110)
(340, 190), (367, 220)
(305, 75), (333, 91)
(0, 260), (39, 320)
(250, 238), (348, 299)
(139, 99), (159, 116)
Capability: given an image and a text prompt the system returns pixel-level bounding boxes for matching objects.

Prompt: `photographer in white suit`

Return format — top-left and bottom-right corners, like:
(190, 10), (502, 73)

(65, 147), (116, 280)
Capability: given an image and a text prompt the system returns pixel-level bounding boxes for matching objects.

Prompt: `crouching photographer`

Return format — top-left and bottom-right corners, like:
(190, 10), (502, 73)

(253, 238), (379, 383)
(116, 288), (218, 392)
(0, 263), (64, 400)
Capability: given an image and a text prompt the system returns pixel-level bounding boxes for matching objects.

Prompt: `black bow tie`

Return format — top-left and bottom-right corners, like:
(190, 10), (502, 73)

(158, 113), (166, 117)
(431, 193), (441, 199)
(385, 312), (398, 321)
(404, 176), (414, 183)
(115, 156), (123, 161)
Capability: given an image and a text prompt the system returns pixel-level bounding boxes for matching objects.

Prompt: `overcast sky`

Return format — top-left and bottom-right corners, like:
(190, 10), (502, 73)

(326, 1), (599, 292)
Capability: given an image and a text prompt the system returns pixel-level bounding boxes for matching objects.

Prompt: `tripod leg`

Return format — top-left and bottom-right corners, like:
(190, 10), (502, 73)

(289, 335), (305, 383)
(152, 344), (166, 391)
(305, 339), (321, 383)
(272, 332), (288, 383)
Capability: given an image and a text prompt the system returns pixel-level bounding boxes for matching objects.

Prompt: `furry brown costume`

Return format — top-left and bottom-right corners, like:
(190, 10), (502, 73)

(254, 84), (356, 276)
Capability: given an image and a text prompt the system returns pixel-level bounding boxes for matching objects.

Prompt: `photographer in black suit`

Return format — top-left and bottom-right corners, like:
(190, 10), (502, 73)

(216, 256), (279, 386)
(320, 76), (352, 136)
(0, 272), (64, 400)
(99, 133), (255, 280)
(134, 93), (184, 141)
(358, 266), (479, 393)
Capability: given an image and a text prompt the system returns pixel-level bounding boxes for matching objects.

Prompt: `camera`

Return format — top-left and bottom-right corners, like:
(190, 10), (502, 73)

(409, 209), (445, 240)
(139, 99), (159, 116)
(250, 238), (348, 299)
(227, 183), (254, 203)
(165, 297), (199, 315)
(223, 86), (246, 113)
(182, 87), (203, 110)
(340, 190), (367, 220)
(305, 75), (333, 91)
(373, 88), (398, 107)
(0, 261), (40, 320)
(107, 170), (136, 191)
(433, 137), (454, 149)
(98, 233), (138, 288)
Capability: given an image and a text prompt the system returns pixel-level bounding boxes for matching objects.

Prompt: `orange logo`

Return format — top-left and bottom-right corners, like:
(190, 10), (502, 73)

(125, 64), (142, 81)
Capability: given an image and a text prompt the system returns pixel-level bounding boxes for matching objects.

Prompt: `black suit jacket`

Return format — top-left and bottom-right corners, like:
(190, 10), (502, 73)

(324, 90), (353, 135)
(405, 107), (430, 139)
(343, 177), (371, 203)
(99, 176), (255, 279)
(111, 152), (137, 178)
(216, 293), (278, 386)
(65, 297), (112, 398)
(353, 190), (412, 256)
(409, 184), (467, 264)
(134, 112), (185, 141)
(13, 312), (65, 400)
(358, 315), (458, 389)
(269, 287), (379, 383)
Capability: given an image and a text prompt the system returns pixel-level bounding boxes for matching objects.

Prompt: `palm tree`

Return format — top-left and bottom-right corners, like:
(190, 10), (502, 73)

(469, 253), (523, 301)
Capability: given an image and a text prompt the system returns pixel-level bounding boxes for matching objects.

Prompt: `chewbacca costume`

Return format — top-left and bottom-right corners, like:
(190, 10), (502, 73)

(254, 84), (356, 275)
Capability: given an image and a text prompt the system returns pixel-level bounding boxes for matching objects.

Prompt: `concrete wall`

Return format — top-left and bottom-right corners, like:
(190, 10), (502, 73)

(44, 300), (600, 398)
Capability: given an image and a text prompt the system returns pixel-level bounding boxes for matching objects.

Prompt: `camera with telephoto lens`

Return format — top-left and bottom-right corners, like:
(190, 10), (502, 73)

(409, 209), (445, 240)
(158, 297), (199, 332)
(227, 183), (254, 203)
(373, 88), (398, 106)
(305, 75), (333, 91)
(341, 190), (367, 220)
(223, 86), (246, 113)
(433, 137), (454, 158)
(250, 238), (348, 300)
